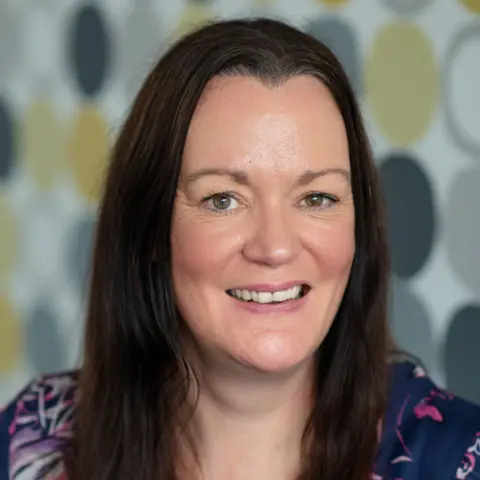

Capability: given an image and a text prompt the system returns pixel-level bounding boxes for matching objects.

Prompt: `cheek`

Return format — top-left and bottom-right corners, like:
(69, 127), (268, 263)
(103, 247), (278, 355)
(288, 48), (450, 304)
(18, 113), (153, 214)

(170, 212), (242, 285)
(304, 218), (355, 276)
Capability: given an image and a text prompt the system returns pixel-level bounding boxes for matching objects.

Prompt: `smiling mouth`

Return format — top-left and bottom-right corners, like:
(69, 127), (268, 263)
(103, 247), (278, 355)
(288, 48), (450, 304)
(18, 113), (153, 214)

(226, 284), (311, 304)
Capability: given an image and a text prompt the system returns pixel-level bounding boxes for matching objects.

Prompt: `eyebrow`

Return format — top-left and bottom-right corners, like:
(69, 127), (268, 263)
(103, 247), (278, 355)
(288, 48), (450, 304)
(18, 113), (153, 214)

(184, 167), (351, 187)
(185, 168), (251, 186)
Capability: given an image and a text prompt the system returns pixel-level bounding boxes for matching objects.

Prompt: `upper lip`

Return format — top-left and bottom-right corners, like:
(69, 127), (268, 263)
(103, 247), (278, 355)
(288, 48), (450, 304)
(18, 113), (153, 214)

(227, 281), (308, 292)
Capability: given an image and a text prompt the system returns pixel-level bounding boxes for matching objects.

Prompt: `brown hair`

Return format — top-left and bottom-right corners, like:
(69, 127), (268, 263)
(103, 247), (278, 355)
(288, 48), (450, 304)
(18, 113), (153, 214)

(67, 18), (391, 480)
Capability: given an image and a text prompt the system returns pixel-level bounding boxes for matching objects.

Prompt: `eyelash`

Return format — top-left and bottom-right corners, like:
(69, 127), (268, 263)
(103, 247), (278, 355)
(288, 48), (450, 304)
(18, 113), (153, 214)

(200, 191), (339, 214)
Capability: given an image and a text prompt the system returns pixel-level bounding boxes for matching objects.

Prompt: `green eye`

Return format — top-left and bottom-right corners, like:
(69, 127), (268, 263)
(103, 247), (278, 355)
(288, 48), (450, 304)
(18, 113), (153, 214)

(305, 193), (323, 207)
(205, 193), (239, 212)
(301, 193), (336, 209)
(211, 193), (231, 210)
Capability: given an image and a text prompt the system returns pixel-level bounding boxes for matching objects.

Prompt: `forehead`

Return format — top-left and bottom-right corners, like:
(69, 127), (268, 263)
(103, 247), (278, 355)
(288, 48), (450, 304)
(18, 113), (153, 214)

(182, 75), (349, 173)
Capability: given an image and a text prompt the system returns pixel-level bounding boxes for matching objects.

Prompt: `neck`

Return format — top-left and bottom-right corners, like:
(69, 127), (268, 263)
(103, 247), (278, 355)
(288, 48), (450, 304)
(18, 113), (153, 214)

(179, 347), (315, 480)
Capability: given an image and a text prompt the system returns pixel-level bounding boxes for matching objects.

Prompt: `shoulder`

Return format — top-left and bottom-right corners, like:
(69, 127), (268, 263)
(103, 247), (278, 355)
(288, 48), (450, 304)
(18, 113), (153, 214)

(375, 361), (480, 480)
(0, 371), (78, 480)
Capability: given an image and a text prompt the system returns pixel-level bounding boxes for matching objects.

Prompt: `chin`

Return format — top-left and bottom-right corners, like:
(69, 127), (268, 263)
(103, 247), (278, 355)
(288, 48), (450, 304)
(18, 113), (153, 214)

(233, 334), (315, 374)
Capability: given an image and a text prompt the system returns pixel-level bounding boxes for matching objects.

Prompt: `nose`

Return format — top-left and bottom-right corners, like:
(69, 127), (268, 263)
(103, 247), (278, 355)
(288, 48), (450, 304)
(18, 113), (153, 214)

(242, 206), (301, 267)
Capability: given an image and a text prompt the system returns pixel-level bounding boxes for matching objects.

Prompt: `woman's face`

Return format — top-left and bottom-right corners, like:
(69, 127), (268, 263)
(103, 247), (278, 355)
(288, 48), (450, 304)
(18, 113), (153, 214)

(171, 75), (355, 373)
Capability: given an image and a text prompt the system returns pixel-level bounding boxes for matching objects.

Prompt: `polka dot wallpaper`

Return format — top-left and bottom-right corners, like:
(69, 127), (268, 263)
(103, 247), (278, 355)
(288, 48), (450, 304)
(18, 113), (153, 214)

(0, 0), (479, 405)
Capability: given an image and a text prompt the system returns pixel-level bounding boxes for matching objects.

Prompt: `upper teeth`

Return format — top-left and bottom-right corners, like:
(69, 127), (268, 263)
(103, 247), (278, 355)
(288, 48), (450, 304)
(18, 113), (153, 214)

(230, 285), (303, 303)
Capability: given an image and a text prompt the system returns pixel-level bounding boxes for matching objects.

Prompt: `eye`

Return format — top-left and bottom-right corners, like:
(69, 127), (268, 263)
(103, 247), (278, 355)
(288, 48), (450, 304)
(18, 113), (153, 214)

(300, 192), (337, 209)
(204, 192), (239, 212)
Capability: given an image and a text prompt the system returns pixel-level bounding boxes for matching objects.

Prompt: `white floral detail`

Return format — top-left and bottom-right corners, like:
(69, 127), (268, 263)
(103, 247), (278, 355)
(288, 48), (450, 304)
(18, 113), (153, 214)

(7, 373), (77, 480)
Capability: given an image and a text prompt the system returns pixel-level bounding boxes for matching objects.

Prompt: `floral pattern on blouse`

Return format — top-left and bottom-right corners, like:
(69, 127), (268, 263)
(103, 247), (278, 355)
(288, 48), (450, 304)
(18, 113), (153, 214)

(456, 433), (480, 479)
(0, 373), (76, 480)
(1, 363), (480, 480)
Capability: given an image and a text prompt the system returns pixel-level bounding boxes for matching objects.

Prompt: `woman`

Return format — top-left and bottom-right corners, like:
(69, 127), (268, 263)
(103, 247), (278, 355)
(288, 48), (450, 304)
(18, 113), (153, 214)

(1, 18), (479, 480)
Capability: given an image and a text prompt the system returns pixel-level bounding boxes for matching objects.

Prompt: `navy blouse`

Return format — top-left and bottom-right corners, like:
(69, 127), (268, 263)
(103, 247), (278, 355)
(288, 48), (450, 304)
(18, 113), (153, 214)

(1, 361), (480, 479)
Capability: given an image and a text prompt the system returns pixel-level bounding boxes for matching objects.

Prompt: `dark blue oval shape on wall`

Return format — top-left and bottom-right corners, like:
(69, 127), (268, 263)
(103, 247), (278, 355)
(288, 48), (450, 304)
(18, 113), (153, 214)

(69, 4), (111, 97)
(0, 98), (14, 180)
(379, 152), (437, 279)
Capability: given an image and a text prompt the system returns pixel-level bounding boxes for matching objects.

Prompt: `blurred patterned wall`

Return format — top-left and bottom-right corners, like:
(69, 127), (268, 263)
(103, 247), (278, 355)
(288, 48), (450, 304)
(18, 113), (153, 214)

(0, 0), (479, 405)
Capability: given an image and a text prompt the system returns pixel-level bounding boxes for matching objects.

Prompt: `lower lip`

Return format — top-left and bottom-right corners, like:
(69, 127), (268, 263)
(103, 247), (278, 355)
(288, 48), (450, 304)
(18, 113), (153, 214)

(227, 291), (309, 314)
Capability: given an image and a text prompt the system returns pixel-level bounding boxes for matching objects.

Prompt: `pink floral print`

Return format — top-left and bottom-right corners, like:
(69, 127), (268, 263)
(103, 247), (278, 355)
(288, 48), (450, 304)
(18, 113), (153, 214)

(2, 363), (480, 479)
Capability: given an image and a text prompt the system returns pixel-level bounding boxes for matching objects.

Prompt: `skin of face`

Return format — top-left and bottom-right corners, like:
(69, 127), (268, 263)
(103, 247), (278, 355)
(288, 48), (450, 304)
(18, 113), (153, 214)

(171, 75), (355, 375)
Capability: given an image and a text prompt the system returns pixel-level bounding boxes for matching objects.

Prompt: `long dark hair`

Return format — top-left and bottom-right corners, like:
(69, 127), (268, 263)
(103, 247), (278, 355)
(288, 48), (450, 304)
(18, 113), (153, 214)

(68, 18), (391, 480)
